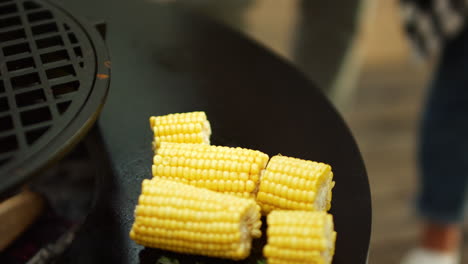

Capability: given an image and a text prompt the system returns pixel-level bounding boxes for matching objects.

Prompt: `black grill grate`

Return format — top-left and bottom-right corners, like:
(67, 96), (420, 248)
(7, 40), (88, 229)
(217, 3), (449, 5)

(0, 0), (98, 175)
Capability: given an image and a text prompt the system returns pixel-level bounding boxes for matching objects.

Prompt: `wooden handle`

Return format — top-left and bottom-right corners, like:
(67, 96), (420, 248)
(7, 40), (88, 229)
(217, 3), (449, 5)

(0, 189), (45, 251)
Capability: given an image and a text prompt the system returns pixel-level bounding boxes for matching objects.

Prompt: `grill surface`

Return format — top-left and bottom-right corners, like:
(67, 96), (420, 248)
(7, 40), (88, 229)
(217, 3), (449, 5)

(0, 0), (109, 196)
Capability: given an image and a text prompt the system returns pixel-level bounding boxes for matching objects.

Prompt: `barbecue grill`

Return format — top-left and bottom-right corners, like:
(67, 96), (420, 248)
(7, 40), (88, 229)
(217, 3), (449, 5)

(0, 0), (110, 197)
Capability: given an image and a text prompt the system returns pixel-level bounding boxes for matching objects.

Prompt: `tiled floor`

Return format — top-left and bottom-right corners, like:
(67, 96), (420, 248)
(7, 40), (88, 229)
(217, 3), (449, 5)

(344, 61), (429, 263)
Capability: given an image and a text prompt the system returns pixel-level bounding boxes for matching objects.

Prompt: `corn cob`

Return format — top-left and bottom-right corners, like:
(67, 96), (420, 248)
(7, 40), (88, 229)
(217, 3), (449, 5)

(152, 142), (269, 198)
(264, 211), (337, 264)
(149, 111), (211, 150)
(256, 155), (334, 214)
(129, 178), (262, 260)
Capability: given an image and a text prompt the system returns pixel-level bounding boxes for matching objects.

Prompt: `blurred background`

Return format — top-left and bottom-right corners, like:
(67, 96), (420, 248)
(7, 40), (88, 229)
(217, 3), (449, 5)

(164, 0), (463, 263)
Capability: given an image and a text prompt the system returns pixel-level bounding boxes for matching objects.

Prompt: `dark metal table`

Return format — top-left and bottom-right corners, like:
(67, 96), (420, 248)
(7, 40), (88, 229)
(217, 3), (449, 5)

(56, 1), (372, 263)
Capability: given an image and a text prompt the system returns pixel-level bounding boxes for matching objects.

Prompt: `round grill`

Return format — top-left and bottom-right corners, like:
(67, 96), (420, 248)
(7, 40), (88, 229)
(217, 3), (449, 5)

(0, 0), (110, 195)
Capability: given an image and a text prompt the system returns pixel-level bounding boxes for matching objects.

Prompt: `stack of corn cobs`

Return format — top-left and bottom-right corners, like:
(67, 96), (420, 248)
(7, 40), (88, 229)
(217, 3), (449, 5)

(130, 111), (337, 263)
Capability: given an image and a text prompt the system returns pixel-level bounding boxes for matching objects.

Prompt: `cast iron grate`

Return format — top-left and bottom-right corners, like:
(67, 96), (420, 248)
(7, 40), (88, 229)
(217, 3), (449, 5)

(0, 0), (97, 171)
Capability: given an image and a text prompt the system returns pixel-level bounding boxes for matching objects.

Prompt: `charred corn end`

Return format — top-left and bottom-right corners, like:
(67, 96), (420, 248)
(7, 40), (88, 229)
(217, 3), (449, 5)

(149, 111), (211, 150)
(256, 155), (335, 214)
(152, 142), (269, 198)
(264, 211), (337, 264)
(129, 178), (262, 260)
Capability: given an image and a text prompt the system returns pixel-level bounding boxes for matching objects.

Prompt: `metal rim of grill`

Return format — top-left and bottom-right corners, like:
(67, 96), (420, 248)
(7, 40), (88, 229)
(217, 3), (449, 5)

(0, 0), (110, 196)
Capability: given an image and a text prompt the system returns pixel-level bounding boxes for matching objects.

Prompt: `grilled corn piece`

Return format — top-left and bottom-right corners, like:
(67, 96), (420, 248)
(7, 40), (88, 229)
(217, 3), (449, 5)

(264, 210), (337, 264)
(149, 111), (211, 150)
(152, 142), (269, 198)
(256, 155), (334, 214)
(130, 178), (262, 260)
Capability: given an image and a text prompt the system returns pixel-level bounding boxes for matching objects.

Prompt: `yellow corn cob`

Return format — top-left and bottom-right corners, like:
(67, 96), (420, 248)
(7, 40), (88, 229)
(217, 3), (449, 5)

(256, 155), (334, 214)
(149, 111), (211, 150)
(129, 178), (262, 260)
(152, 142), (269, 198)
(264, 211), (337, 264)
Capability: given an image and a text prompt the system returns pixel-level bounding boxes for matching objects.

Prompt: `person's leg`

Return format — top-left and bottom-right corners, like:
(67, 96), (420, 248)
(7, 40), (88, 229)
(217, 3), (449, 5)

(402, 25), (468, 264)
(169, 0), (253, 29)
(292, 0), (362, 95)
(401, 23), (468, 264)
(418, 23), (468, 231)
